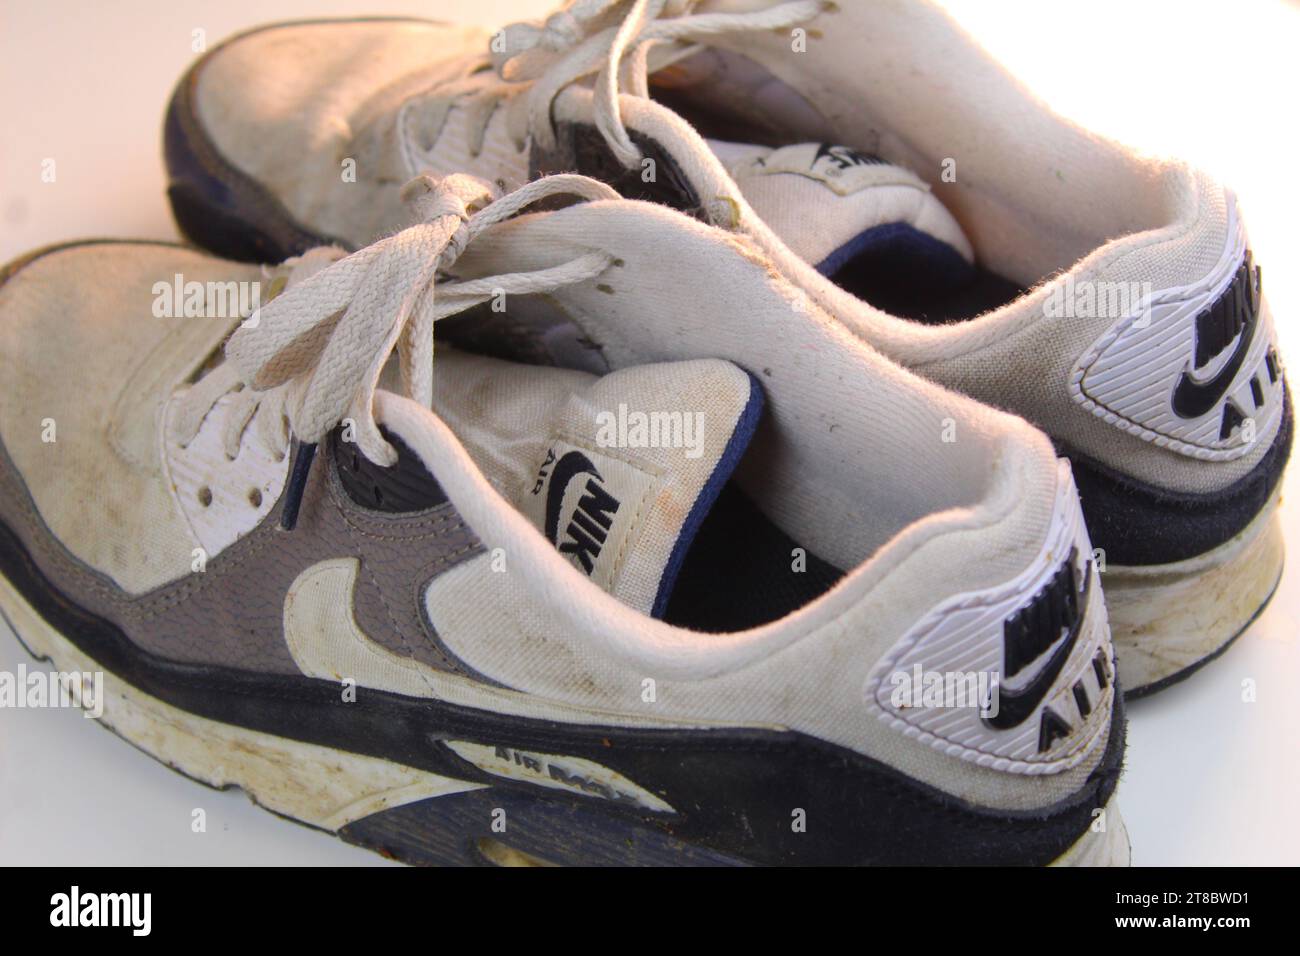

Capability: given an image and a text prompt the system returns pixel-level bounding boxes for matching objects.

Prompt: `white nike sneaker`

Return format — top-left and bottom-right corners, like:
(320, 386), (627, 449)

(163, 1), (1290, 695)
(0, 174), (1125, 865)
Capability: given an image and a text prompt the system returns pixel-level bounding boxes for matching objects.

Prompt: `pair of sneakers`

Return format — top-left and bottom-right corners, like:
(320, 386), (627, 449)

(0, 0), (1286, 866)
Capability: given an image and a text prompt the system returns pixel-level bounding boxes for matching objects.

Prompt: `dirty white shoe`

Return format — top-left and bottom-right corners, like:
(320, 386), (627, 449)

(0, 174), (1124, 865)
(164, 2), (1289, 695)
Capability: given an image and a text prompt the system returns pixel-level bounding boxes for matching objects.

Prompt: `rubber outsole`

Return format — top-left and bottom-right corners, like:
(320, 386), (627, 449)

(1107, 495), (1284, 697)
(1124, 570), (1279, 700)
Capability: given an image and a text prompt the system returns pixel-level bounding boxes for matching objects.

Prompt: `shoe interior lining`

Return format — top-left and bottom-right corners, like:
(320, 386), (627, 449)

(436, 274), (1002, 581)
(421, 341), (848, 629)
(660, 482), (844, 631)
(829, 241), (1028, 324)
(651, 64), (1031, 323)
(650, 44), (1176, 302)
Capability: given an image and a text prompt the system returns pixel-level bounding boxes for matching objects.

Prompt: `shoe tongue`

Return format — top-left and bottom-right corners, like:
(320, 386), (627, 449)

(520, 359), (762, 617)
(706, 140), (975, 280)
(432, 351), (763, 618)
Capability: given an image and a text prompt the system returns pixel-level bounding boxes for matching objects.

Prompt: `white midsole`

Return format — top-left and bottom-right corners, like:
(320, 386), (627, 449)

(1050, 798), (1131, 867)
(1104, 494), (1284, 693)
(0, 570), (484, 833)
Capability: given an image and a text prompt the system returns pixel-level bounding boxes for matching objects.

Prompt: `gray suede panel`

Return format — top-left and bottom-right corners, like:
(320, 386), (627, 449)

(0, 436), (483, 676)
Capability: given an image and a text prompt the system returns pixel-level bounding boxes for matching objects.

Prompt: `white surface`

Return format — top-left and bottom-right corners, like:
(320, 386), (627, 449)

(1, 0), (1297, 865)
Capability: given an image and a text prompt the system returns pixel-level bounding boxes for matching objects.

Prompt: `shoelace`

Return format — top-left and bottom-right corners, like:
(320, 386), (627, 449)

(416, 0), (827, 168)
(170, 172), (620, 527)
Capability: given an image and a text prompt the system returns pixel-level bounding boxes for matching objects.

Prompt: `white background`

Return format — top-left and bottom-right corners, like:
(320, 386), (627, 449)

(0, 0), (1297, 865)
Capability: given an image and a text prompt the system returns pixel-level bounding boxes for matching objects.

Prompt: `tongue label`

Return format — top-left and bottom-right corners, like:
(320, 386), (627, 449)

(526, 439), (658, 595)
(709, 139), (974, 270)
(743, 142), (927, 197)
(515, 361), (763, 618)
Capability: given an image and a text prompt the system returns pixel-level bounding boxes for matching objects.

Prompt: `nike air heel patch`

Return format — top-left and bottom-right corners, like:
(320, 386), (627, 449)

(866, 464), (1113, 774)
(1070, 195), (1284, 460)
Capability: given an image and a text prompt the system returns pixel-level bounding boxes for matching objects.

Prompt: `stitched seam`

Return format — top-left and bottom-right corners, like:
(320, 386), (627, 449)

(604, 483), (652, 591)
(326, 467), (465, 539)
(408, 541), (487, 676)
(349, 555), (445, 698)
(323, 464), (482, 676)
(337, 511), (464, 541)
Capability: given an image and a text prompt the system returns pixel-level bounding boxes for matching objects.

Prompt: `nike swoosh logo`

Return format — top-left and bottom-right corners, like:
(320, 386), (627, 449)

(275, 557), (489, 825)
(544, 450), (601, 544)
(283, 558), (688, 729)
(983, 560), (1093, 731)
(283, 557), (449, 697)
(1172, 259), (1260, 419)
